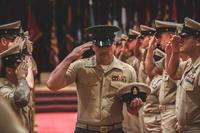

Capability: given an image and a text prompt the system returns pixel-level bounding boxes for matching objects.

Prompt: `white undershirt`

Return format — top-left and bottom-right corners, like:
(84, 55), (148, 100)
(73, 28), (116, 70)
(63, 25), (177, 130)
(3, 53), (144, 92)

(101, 65), (110, 71)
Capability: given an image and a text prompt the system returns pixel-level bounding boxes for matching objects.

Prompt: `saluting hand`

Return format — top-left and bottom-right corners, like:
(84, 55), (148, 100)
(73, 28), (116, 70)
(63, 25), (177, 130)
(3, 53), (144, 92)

(26, 39), (33, 55)
(15, 60), (28, 79)
(165, 42), (172, 55)
(135, 37), (142, 48)
(69, 42), (93, 61)
(148, 36), (157, 49)
(11, 37), (25, 48)
(170, 35), (181, 53)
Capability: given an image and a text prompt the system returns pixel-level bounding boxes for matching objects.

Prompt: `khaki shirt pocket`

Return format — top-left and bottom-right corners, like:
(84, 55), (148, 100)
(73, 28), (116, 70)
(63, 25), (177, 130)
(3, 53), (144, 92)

(181, 68), (197, 91)
(108, 81), (127, 96)
(110, 81), (126, 90)
(163, 75), (177, 91)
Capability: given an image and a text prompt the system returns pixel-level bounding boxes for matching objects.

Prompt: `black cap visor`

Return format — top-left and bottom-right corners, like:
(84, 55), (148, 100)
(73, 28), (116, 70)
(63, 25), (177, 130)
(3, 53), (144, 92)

(155, 27), (177, 36)
(179, 26), (200, 38)
(93, 38), (114, 47)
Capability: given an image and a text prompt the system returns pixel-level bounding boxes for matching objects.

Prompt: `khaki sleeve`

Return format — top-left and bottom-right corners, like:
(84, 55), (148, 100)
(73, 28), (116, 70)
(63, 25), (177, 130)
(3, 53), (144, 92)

(196, 68), (200, 87)
(0, 96), (28, 133)
(176, 60), (191, 79)
(138, 62), (148, 83)
(132, 58), (140, 72)
(197, 74), (200, 87)
(157, 77), (163, 96)
(65, 60), (81, 85)
(129, 65), (137, 83)
(0, 86), (16, 107)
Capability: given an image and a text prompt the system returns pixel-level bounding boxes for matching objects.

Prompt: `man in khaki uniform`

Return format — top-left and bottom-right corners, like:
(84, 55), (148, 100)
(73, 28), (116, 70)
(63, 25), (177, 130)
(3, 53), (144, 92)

(143, 75), (162, 133)
(130, 26), (154, 133)
(0, 21), (34, 133)
(114, 30), (141, 80)
(137, 25), (157, 84)
(115, 33), (141, 133)
(0, 95), (28, 133)
(145, 20), (182, 133)
(167, 17), (200, 133)
(47, 25), (143, 133)
(142, 25), (162, 133)
(126, 29), (141, 79)
(155, 20), (182, 133)
(114, 34), (129, 60)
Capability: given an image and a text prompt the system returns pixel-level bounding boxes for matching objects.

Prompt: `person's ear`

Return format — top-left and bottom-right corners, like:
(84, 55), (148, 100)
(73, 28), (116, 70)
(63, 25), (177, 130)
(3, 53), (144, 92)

(0, 37), (8, 46)
(5, 67), (14, 75)
(196, 38), (200, 46)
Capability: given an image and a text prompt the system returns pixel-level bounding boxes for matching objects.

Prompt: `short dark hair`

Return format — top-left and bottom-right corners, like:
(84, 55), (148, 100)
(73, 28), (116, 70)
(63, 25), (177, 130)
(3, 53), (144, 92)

(0, 54), (21, 77)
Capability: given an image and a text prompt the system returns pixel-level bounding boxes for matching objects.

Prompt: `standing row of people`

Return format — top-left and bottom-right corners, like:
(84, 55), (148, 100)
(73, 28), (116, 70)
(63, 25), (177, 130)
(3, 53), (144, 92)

(0, 21), (37, 133)
(1, 17), (199, 133)
(114, 17), (200, 133)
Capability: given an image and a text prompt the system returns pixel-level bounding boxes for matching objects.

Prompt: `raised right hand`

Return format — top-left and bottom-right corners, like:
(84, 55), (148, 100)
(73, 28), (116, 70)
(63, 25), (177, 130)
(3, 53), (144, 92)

(68, 42), (93, 61)
(148, 36), (157, 49)
(15, 60), (28, 79)
(170, 35), (181, 53)
(165, 42), (172, 55)
(10, 37), (25, 48)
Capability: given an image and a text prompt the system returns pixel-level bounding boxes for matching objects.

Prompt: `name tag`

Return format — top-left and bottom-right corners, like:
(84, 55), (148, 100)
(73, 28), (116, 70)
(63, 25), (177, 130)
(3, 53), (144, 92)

(182, 70), (195, 91)
(112, 75), (127, 82)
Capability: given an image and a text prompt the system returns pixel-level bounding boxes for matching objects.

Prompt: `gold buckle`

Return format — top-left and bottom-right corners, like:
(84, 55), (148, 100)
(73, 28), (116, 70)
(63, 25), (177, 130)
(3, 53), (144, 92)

(159, 105), (166, 111)
(100, 126), (109, 133)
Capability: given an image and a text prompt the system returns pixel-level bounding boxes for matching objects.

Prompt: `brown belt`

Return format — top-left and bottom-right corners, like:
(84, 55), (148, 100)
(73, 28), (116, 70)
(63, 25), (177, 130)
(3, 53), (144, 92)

(159, 104), (175, 111)
(76, 122), (122, 133)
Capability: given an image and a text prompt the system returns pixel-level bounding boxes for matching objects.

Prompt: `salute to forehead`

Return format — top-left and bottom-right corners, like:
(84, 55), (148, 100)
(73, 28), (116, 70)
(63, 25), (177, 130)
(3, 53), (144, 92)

(180, 17), (200, 37)
(0, 21), (23, 53)
(0, 21), (22, 37)
(154, 20), (182, 49)
(139, 25), (156, 48)
(140, 25), (156, 37)
(0, 44), (23, 67)
(128, 29), (140, 40)
(155, 20), (182, 34)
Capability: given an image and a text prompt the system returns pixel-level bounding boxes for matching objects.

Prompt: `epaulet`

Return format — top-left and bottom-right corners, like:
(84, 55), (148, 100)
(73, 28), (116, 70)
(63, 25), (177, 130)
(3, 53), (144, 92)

(84, 57), (96, 67)
(0, 78), (9, 88)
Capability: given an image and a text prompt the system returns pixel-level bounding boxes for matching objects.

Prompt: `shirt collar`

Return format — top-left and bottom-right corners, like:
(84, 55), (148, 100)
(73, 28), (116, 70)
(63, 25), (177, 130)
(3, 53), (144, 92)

(193, 56), (200, 69)
(85, 55), (124, 71)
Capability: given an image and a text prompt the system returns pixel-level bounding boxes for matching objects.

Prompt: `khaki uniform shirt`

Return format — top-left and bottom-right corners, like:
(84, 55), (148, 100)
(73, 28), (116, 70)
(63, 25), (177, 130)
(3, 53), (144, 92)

(144, 75), (162, 114)
(175, 59), (191, 115)
(138, 61), (150, 84)
(176, 57), (200, 127)
(159, 71), (177, 105)
(0, 78), (33, 133)
(66, 56), (137, 125)
(125, 56), (140, 78)
(0, 96), (28, 133)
